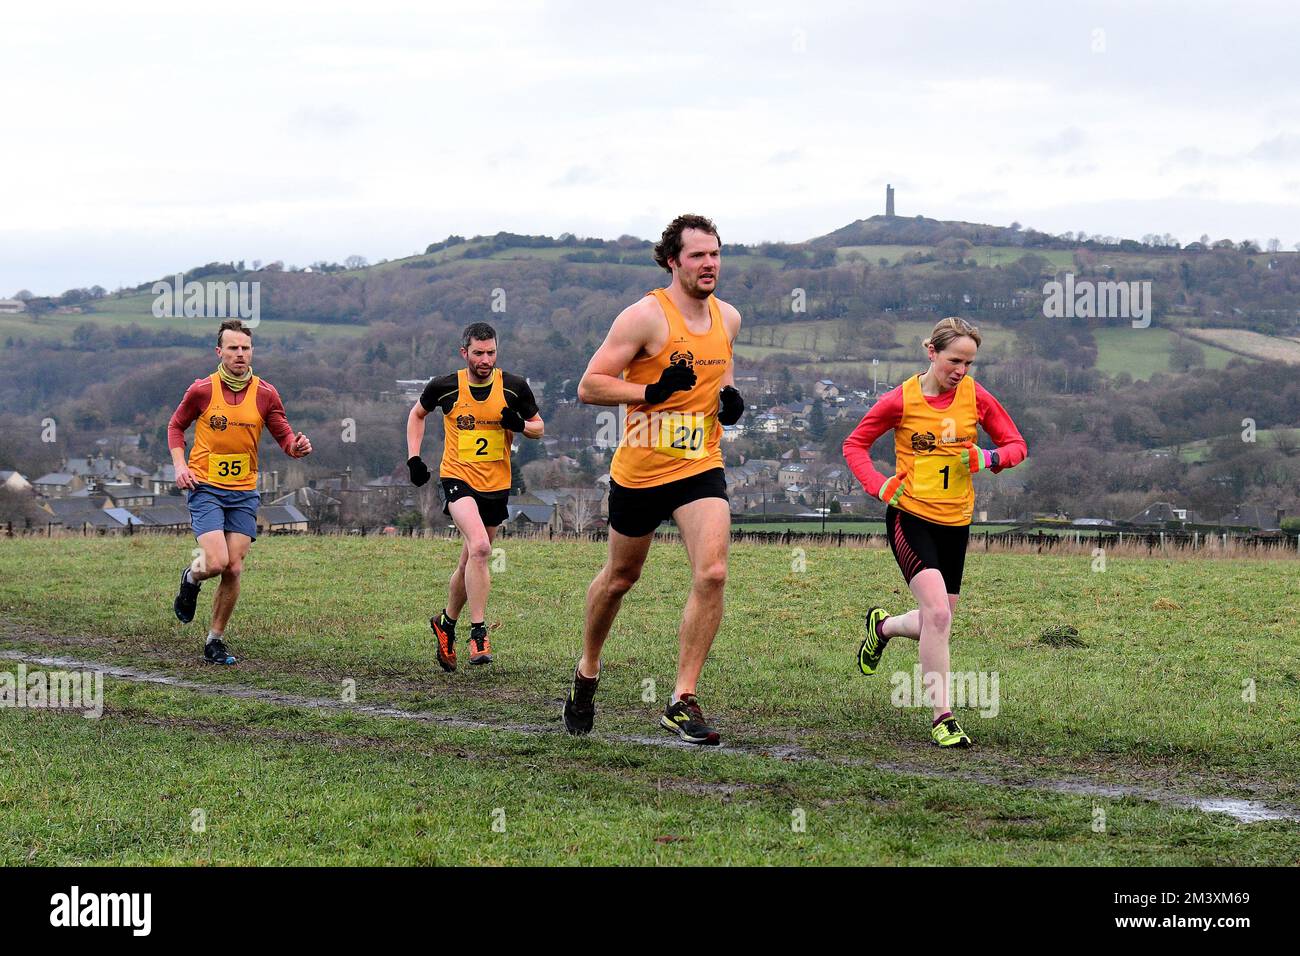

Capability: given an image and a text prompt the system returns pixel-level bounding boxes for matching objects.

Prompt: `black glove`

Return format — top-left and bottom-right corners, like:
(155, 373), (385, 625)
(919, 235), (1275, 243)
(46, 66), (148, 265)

(500, 406), (527, 432)
(718, 386), (744, 426)
(644, 362), (696, 405)
(407, 455), (431, 487)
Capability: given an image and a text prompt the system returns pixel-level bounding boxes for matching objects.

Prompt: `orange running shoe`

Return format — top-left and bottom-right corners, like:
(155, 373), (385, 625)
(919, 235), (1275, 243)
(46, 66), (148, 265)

(468, 623), (493, 665)
(430, 611), (457, 672)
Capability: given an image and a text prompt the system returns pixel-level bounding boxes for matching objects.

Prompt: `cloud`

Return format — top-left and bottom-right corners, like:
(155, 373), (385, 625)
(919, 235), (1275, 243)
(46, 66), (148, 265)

(1032, 126), (1086, 157)
(551, 165), (601, 187)
(288, 105), (363, 134)
(1247, 134), (1300, 163)
(768, 148), (803, 165)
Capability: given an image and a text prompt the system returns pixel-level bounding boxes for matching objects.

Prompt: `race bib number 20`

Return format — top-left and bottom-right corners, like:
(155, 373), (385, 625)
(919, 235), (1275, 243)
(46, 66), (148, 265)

(654, 413), (711, 460)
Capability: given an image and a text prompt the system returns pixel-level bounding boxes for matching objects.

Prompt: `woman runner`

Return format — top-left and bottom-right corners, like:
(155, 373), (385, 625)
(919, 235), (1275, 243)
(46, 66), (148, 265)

(842, 316), (1027, 747)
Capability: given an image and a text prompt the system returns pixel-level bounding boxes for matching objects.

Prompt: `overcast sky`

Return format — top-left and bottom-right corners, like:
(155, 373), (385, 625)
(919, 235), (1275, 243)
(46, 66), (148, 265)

(3, 0), (1298, 295)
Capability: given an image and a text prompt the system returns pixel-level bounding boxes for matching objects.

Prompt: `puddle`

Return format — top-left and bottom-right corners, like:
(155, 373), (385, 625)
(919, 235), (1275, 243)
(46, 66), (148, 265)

(3, 648), (1296, 825)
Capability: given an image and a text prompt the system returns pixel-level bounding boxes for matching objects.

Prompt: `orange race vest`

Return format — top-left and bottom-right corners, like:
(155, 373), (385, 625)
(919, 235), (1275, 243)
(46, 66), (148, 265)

(893, 373), (978, 526)
(189, 373), (264, 491)
(439, 368), (512, 492)
(610, 289), (731, 489)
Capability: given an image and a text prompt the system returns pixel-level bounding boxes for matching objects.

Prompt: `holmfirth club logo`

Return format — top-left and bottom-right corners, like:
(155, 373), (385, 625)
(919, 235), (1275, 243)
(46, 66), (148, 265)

(209, 415), (228, 431)
(910, 431), (937, 452)
(669, 350), (694, 369)
(456, 414), (476, 430)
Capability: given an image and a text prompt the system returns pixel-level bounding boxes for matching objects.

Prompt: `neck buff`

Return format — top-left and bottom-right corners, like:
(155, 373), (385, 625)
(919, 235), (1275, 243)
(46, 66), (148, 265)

(217, 363), (253, 392)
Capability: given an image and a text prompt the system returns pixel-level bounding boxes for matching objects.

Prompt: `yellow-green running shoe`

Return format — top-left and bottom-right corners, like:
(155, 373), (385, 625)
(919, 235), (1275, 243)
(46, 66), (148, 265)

(858, 606), (891, 675)
(931, 716), (972, 748)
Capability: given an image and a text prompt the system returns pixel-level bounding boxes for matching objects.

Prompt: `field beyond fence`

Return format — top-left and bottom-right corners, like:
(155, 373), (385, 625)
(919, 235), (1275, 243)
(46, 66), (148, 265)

(5, 519), (1297, 558)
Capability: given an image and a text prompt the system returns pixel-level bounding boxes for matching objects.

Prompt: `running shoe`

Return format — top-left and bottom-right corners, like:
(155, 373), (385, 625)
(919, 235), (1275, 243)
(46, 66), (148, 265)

(858, 606), (891, 676)
(202, 637), (236, 666)
(660, 694), (721, 745)
(174, 566), (201, 623)
(430, 611), (457, 672)
(562, 663), (599, 736)
(468, 623), (493, 665)
(931, 716), (972, 748)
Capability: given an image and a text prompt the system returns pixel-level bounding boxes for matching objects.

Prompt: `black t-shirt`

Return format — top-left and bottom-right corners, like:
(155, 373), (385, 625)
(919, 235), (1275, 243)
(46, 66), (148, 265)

(419, 370), (539, 419)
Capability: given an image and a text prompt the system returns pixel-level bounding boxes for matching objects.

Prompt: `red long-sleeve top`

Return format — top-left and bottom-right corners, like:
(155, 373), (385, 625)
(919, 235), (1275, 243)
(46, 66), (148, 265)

(168, 377), (298, 455)
(843, 378), (1027, 498)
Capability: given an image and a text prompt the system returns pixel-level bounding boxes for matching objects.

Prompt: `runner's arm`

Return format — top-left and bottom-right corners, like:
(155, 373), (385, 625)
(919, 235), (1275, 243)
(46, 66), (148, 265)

(973, 383), (1027, 472)
(842, 391), (904, 498)
(720, 300), (742, 388)
(406, 400), (429, 460)
(577, 301), (657, 406)
(504, 374), (544, 438)
(260, 384), (311, 457)
(168, 380), (208, 488)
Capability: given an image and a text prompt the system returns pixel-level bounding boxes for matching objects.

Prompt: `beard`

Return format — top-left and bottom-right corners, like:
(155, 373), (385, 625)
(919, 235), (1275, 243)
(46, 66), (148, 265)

(682, 272), (716, 299)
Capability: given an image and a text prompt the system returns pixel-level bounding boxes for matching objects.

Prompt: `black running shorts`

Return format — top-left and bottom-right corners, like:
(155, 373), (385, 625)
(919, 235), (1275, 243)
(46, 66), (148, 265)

(607, 468), (728, 538)
(442, 478), (509, 528)
(885, 505), (970, 594)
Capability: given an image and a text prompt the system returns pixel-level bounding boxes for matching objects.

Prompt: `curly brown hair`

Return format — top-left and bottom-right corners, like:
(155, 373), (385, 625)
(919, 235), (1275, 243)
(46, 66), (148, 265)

(653, 214), (720, 273)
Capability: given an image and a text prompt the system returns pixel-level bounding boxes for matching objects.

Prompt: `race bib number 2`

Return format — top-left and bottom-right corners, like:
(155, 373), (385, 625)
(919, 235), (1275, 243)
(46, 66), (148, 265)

(654, 412), (711, 460)
(911, 454), (969, 500)
(458, 429), (505, 462)
(209, 453), (251, 481)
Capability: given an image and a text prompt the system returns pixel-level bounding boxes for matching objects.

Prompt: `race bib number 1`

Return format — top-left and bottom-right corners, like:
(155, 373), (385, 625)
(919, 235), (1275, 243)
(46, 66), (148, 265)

(654, 412), (711, 460)
(458, 429), (505, 462)
(911, 454), (969, 500)
(209, 453), (251, 481)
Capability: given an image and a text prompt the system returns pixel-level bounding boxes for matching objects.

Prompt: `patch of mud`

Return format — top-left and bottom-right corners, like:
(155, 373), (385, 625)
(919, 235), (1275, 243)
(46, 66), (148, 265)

(3, 646), (1298, 825)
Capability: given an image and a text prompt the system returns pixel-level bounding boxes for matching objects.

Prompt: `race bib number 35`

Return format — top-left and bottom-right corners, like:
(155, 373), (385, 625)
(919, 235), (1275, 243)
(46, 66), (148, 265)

(655, 413), (710, 460)
(911, 454), (969, 500)
(209, 453), (251, 481)
(458, 429), (505, 462)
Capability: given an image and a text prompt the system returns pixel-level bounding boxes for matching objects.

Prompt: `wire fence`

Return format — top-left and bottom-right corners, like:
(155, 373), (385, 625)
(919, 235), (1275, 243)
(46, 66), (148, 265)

(5, 519), (1298, 558)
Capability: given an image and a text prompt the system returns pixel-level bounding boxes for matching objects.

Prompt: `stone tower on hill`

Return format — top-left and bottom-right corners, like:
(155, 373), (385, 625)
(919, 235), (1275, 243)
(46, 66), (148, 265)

(885, 183), (895, 217)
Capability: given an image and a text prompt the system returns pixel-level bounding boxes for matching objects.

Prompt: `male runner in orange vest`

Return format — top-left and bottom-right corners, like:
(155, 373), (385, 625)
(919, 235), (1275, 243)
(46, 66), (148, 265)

(563, 215), (744, 745)
(168, 319), (313, 664)
(406, 322), (543, 670)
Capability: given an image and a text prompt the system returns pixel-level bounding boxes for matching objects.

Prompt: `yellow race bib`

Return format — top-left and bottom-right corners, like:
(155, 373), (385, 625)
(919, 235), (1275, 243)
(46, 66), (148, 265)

(654, 412), (710, 460)
(911, 454), (969, 500)
(457, 429), (505, 462)
(209, 453), (251, 481)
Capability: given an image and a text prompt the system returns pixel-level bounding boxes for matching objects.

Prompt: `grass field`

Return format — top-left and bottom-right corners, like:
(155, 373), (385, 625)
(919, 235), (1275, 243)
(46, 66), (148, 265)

(0, 290), (370, 345)
(1, 536), (1297, 865)
(1092, 327), (1243, 379)
(1181, 328), (1300, 365)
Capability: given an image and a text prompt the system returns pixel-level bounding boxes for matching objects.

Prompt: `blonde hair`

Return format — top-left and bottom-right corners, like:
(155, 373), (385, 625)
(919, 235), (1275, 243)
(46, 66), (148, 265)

(924, 316), (981, 353)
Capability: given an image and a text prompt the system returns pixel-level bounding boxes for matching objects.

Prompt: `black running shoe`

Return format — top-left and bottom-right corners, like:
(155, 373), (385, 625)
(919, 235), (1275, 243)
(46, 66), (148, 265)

(174, 566), (201, 623)
(202, 638), (236, 666)
(562, 664), (599, 736)
(660, 694), (720, 745)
